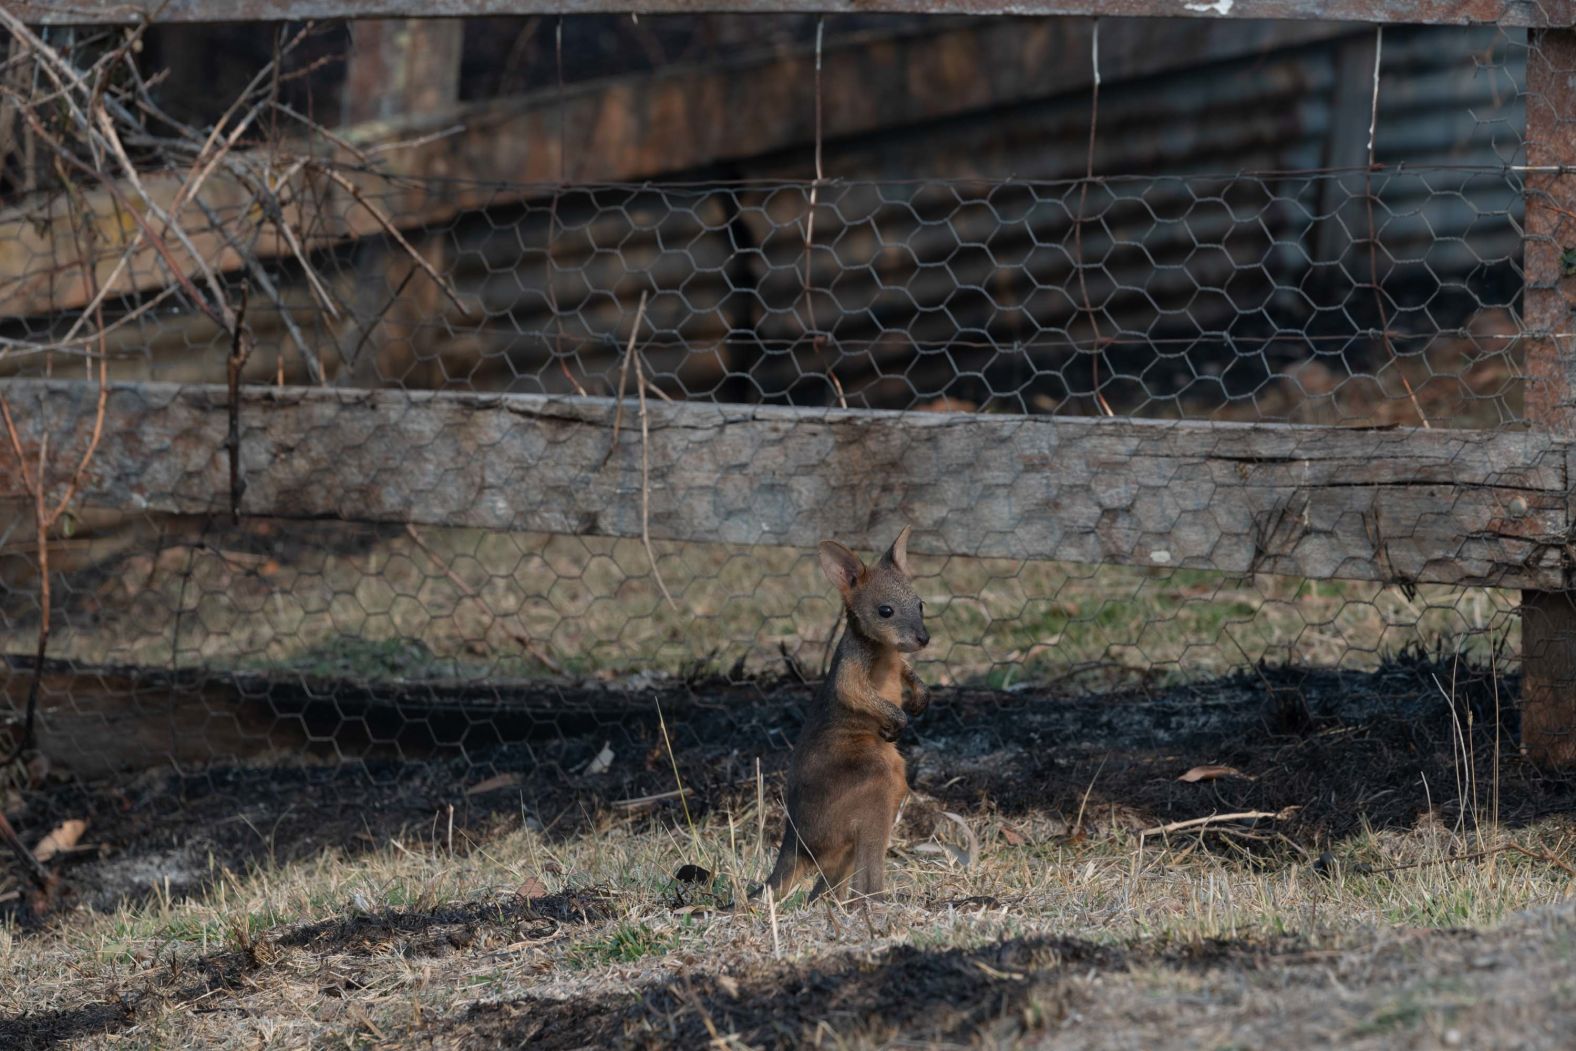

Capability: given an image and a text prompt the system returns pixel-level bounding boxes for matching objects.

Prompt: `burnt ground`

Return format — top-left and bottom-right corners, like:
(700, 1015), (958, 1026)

(2, 653), (1576, 1048)
(6, 650), (1572, 917)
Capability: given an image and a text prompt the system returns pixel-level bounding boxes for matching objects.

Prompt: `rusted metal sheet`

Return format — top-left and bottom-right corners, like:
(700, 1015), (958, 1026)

(0, 16), (1352, 323)
(367, 23), (1523, 411)
(13, 0), (1568, 28)
(6, 21), (1524, 415)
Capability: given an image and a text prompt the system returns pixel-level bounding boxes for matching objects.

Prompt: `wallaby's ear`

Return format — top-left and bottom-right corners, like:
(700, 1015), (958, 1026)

(818, 540), (866, 599)
(880, 525), (912, 576)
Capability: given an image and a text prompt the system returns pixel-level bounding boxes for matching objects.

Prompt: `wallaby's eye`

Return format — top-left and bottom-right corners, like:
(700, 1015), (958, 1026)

(878, 605), (894, 619)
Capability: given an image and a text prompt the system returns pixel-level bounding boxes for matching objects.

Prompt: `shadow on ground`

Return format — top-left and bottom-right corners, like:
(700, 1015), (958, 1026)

(0, 917), (1295, 1051)
(6, 651), (1573, 921)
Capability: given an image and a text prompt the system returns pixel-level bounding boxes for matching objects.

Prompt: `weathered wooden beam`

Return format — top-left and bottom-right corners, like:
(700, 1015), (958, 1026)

(13, 0), (1567, 28)
(1520, 28), (1576, 767)
(0, 17), (1353, 321)
(0, 379), (1565, 589)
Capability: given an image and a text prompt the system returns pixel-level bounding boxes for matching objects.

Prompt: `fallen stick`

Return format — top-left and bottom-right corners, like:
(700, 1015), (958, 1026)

(1138, 807), (1301, 838)
(610, 787), (692, 809)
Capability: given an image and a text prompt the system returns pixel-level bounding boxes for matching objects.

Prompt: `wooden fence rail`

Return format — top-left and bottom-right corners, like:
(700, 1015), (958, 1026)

(0, 379), (1567, 590)
(15, 0), (1568, 28)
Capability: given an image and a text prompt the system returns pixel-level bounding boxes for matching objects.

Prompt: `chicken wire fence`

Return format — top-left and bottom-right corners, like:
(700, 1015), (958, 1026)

(0, 14), (1553, 782)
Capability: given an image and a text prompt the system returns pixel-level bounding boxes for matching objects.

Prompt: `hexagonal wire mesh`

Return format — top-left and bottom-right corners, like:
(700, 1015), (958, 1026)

(0, 14), (1549, 795)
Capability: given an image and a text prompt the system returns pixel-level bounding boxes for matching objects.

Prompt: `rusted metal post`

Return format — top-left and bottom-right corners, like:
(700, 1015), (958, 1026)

(1521, 30), (1576, 766)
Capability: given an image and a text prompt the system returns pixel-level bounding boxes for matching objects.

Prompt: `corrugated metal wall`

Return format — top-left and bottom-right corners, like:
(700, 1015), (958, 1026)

(63, 20), (1532, 425)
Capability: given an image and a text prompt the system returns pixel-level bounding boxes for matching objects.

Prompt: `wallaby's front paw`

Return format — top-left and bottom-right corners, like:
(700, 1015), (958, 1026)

(880, 710), (909, 742)
(907, 682), (930, 715)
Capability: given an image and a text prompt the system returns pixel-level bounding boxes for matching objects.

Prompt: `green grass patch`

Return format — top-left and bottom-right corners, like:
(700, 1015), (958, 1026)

(569, 922), (680, 967)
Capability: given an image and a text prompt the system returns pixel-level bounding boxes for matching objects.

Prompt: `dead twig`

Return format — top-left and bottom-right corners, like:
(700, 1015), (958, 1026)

(343, 266), (418, 375)
(826, 368), (847, 410)
(0, 154), (111, 772)
(1075, 20), (1115, 418)
(1361, 27), (1429, 429)
(801, 15), (836, 406)
(631, 313), (679, 613)
(0, 809), (52, 900)
(314, 162), (472, 319)
(404, 522), (476, 598)
(597, 288), (670, 612)
(1138, 807), (1301, 839)
(508, 632), (565, 676)
(610, 788), (692, 810)
(600, 294), (641, 468)
(225, 282), (253, 523)
(1071, 755), (1108, 840)
(547, 17), (583, 398)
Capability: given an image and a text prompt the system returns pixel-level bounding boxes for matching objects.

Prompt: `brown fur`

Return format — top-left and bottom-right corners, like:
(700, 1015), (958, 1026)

(761, 526), (930, 904)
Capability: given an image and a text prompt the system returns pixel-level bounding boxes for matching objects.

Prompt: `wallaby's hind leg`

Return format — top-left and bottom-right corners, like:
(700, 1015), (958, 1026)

(851, 786), (905, 902)
(806, 842), (854, 904)
(761, 841), (812, 903)
(851, 826), (890, 902)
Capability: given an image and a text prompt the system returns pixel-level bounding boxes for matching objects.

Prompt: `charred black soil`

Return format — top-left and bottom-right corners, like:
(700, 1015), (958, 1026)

(6, 652), (1569, 922)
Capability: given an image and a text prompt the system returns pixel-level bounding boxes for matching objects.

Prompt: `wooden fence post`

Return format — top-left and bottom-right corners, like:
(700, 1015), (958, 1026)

(1522, 30), (1576, 766)
(339, 18), (464, 388)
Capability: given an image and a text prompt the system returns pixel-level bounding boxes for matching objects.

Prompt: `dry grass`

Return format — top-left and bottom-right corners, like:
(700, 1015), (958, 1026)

(1, 760), (1572, 1049)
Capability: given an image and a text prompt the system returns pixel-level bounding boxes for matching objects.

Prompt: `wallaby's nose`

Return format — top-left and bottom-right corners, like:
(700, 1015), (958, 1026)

(916, 628), (931, 648)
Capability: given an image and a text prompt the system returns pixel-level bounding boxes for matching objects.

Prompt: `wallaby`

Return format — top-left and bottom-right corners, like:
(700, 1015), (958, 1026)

(760, 526), (930, 905)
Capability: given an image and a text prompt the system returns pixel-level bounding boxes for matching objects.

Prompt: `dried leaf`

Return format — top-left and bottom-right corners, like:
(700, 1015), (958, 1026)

(33, 819), (85, 863)
(716, 974), (741, 999)
(582, 742), (614, 776)
(464, 772), (520, 796)
(515, 877), (550, 901)
(940, 811), (980, 869)
(999, 825), (1026, 846)
(1177, 764), (1252, 783)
